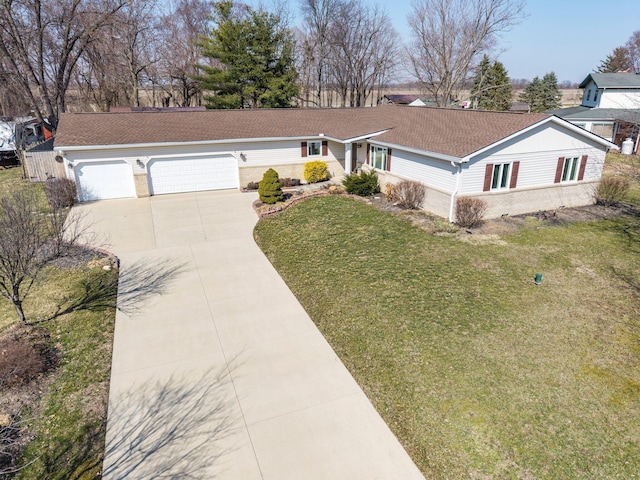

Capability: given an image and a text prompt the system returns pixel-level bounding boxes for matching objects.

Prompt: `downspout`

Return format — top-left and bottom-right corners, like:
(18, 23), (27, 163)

(448, 161), (462, 222)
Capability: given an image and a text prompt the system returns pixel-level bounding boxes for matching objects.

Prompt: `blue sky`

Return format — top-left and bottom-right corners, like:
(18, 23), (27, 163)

(225, 0), (639, 83)
(371, 0), (639, 83)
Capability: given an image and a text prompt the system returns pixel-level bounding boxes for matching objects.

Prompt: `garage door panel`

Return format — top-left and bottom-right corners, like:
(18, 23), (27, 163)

(75, 161), (136, 202)
(149, 156), (238, 195)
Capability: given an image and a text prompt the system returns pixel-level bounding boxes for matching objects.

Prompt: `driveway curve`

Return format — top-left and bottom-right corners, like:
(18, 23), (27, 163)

(76, 190), (424, 479)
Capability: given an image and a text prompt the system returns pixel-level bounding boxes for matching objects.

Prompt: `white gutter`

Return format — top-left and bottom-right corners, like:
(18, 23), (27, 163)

(448, 161), (462, 222)
(56, 135), (343, 152)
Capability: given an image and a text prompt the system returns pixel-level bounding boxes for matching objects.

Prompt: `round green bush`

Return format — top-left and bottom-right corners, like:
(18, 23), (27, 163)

(258, 168), (284, 204)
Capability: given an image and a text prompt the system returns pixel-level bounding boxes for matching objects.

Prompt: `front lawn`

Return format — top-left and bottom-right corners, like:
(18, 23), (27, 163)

(254, 195), (640, 478)
(0, 167), (117, 478)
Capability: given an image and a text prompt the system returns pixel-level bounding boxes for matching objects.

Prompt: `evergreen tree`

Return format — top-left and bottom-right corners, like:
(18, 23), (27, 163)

(258, 168), (284, 204)
(597, 46), (632, 73)
(518, 72), (562, 113)
(197, 1), (299, 109)
(471, 55), (513, 111)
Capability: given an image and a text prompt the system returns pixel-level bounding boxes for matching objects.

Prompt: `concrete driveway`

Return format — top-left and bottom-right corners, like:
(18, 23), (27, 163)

(77, 190), (424, 479)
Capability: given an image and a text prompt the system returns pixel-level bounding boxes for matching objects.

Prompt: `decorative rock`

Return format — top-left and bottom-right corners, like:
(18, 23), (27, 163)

(103, 265), (112, 271)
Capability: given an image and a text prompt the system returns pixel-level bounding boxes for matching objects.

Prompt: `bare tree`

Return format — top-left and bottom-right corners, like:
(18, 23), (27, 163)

(0, 0), (129, 128)
(157, 0), (213, 107)
(329, 0), (398, 107)
(407, 0), (524, 107)
(625, 31), (640, 73)
(0, 189), (90, 324)
(116, 0), (163, 107)
(299, 0), (341, 107)
(74, 23), (132, 112)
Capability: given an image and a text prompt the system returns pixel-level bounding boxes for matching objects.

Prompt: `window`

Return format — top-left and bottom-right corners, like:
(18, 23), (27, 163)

(586, 89), (592, 101)
(308, 141), (321, 156)
(370, 146), (388, 170)
(594, 89), (599, 102)
(561, 157), (580, 182)
(491, 163), (511, 190)
(483, 162), (519, 192)
(591, 123), (613, 139)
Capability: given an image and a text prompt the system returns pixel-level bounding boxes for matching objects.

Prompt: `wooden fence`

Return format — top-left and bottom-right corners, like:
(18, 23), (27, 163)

(23, 139), (65, 182)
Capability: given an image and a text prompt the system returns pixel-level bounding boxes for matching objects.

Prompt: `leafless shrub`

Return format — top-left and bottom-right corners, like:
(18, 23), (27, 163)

(455, 197), (487, 228)
(395, 180), (426, 209)
(383, 183), (397, 201)
(596, 176), (630, 206)
(0, 413), (24, 476)
(45, 177), (77, 210)
(0, 189), (92, 324)
(0, 336), (46, 389)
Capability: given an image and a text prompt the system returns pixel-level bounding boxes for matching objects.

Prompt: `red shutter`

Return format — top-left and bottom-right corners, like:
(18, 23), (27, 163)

(509, 161), (520, 189)
(483, 164), (493, 192)
(321, 140), (328, 156)
(577, 155), (588, 180)
(301, 142), (307, 157)
(554, 157), (565, 183)
(366, 143), (370, 165)
(386, 148), (392, 171)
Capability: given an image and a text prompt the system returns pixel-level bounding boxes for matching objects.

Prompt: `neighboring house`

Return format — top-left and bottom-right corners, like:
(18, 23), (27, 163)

(549, 73), (640, 151)
(380, 95), (427, 106)
(54, 105), (615, 221)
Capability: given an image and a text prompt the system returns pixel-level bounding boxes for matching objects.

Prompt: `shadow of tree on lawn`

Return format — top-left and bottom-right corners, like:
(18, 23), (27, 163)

(102, 364), (239, 480)
(47, 258), (186, 321)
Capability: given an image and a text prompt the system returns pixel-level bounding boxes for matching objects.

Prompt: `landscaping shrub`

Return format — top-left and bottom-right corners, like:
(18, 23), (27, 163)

(395, 180), (426, 209)
(455, 196), (487, 228)
(246, 181), (260, 190)
(383, 183), (397, 201)
(45, 177), (77, 209)
(0, 335), (47, 389)
(304, 161), (329, 184)
(342, 170), (380, 196)
(280, 177), (301, 187)
(596, 176), (630, 206)
(258, 168), (284, 204)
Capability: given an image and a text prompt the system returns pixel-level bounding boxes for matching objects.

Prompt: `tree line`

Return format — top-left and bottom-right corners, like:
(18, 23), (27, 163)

(2, 0), (634, 131)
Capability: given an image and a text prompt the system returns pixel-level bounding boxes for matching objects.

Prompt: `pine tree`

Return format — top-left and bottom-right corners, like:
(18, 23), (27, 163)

(197, 1), (299, 109)
(597, 46), (632, 73)
(518, 72), (562, 113)
(541, 72), (562, 111)
(470, 56), (512, 111)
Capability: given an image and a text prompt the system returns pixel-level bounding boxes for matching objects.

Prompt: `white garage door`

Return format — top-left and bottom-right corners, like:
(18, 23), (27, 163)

(75, 161), (136, 202)
(148, 155), (239, 195)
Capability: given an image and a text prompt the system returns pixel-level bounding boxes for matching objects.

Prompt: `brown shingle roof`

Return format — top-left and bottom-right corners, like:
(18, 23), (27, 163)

(55, 106), (550, 158)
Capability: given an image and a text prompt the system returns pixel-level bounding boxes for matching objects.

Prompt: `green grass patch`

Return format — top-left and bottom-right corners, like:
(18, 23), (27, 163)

(255, 195), (640, 479)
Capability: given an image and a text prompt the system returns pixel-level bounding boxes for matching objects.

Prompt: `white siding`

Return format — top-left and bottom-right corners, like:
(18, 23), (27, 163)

(598, 90), (640, 109)
(389, 149), (456, 192)
(460, 122), (606, 195)
(63, 138), (342, 178)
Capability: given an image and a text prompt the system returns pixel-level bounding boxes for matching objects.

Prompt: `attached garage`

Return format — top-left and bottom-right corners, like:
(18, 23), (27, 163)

(148, 155), (239, 195)
(75, 160), (136, 202)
